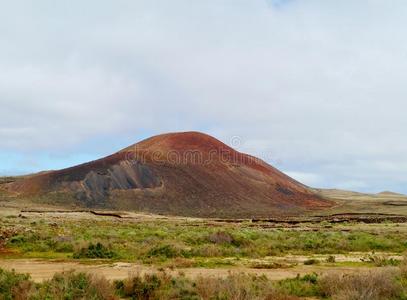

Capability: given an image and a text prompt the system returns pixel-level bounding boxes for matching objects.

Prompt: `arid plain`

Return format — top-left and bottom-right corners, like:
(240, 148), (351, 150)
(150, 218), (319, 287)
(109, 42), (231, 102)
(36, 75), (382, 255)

(1, 137), (407, 299)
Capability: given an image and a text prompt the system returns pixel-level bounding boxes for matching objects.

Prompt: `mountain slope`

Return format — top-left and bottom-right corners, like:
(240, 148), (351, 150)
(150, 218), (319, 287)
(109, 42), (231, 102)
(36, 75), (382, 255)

(4, 132), (333, 217)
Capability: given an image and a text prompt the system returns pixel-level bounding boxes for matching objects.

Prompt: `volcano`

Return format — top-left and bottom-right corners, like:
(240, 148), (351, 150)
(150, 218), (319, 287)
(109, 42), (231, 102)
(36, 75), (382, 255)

(5, 132), (332, 217)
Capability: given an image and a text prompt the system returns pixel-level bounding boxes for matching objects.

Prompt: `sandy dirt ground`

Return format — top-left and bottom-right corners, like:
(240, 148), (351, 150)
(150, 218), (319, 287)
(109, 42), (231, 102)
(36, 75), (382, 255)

(0, 259), (383, 283)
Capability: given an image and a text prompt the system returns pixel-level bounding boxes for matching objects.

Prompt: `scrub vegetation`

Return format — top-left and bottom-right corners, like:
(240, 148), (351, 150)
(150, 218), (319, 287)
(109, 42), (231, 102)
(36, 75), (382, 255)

(2, 216), (407, 266)
(2, 264), (407, 299)
(2, 212), (407, 299)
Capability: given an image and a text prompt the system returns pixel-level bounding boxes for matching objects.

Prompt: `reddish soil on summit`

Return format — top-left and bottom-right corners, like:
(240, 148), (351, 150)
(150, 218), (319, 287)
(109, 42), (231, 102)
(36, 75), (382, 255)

(5, 132), (332, 218)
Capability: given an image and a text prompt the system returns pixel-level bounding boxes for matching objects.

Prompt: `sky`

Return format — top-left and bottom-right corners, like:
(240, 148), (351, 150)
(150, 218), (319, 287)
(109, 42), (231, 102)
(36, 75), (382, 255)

(1, 0), (407, 194)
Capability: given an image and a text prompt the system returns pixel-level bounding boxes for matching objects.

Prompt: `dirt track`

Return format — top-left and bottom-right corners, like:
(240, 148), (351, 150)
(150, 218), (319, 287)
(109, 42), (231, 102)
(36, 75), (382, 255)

(0, 259), (380, 283)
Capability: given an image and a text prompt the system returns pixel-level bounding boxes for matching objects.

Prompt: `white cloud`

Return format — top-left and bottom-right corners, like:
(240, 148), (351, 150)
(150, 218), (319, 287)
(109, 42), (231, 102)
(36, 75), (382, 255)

(1, 0), (407, 192)
(285, 171), (323, 187)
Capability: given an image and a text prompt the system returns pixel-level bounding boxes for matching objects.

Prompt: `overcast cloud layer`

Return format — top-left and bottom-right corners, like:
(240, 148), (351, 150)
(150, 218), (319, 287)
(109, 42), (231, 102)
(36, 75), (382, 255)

(1, 0), (407, 193)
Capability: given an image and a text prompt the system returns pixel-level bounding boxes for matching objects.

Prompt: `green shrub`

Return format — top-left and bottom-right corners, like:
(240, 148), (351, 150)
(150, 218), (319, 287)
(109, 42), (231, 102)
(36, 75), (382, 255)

(55, 242), (74, 253)
(208, 231), (235, 245)
(8, 235), (26, 245)
(115, 273), (162, 299)
(361, 254), (400, 267)
(277, 273), (320, 297)
(304, 259), (319, 265)
(73, 242), (116, 259)
(326, 255), (336, 263)
(147, 245), (180, 259)
(0, 268), (34, 300)
(250, 262), (291, 269)
(37, 271), (117, 300)
(116, 271), (200, 300)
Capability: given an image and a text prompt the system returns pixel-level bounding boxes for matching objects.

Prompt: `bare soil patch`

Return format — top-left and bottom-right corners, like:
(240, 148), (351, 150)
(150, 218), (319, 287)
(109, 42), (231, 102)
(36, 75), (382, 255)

(0, 259), (378, 283)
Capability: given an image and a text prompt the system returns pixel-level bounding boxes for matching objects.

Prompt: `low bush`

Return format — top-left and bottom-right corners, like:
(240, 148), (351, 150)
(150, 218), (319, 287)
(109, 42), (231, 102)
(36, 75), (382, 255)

(115, 271), (197, 299)
(165, 257), (195, 269)
(146, 244), (181, 259)
(400, 253), (407, 279)
(319, 269), (403, 300)
(0, 268), (34, 300)
(361, 253), (400, 267)
(326, 255), (336, 263)
(37, 271), (117, 300)
(116, 273), (163, 299)
(304, 258), (319, 265)
(251, 262), (292, 269)
(277, 273), (320, 297)
(73, 242), (116, 259)
(208, 231), (235, 245)
(194, 272), (294, 300)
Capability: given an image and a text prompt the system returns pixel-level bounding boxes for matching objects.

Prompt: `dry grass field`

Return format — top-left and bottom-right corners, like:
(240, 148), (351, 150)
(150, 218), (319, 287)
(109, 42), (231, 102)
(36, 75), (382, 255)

(314, 189), (407, 216)
(1, 192), (407, 299)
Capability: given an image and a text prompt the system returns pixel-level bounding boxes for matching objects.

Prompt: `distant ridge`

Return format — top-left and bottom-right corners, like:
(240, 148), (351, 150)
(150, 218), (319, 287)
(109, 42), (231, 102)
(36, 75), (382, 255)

(377, 191), (406, 197)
